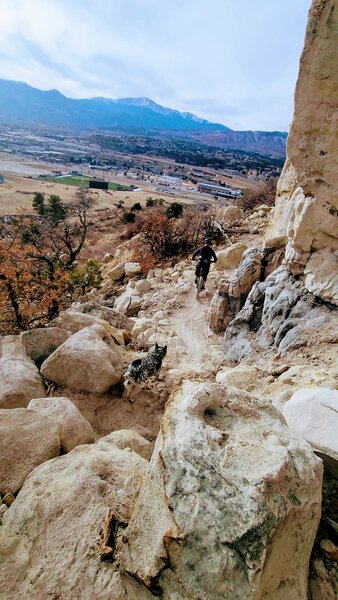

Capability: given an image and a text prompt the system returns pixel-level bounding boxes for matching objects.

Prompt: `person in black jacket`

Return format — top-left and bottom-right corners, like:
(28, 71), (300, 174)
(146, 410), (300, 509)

(192, 239), (217, 289)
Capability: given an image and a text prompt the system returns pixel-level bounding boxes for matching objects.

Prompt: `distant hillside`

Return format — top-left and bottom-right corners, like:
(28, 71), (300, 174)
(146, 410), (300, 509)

(0, 79), (287, 157)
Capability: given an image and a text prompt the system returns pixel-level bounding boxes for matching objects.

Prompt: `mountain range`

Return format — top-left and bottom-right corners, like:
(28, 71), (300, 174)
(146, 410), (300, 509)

(0, 79), (287, 157)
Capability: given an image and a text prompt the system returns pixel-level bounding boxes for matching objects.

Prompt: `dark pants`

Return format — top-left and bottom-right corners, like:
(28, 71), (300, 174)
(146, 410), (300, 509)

(195, 261), (210, 281)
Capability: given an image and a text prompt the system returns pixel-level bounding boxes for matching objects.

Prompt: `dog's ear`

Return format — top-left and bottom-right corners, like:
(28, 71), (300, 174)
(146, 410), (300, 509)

(155, 342), (159, 349)
(163, 345), (167, 352)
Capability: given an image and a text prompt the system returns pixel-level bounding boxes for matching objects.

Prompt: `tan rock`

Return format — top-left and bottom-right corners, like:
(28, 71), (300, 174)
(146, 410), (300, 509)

(124, 262), (142, 277)
(48, 310), (125, 345)
(109, 261), (125, 280)
(215, 242), (248, 270)
(215, 364), (260, 390)
(0, 408), (60, 494)
(120, 381), (322, 599)
(41, 324), (123, 393)
(0, 436), (149, 599)
(218, 205), (244, 224)
(266, 0), (338, 290)
(134, 279), (152, 294)
(0, 337), (45, 409)
(114, 291), (142, 316)
(100, 430), (152, 461)
(28, 396), (95, 453)
(20, 327), (70, 363)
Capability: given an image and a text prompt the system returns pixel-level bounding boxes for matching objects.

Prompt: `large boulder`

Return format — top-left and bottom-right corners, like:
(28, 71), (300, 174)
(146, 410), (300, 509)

(218, 205), (244, 224)
(20, 327), (70, 363)
(114, 290), (142, 316)
(283, 388), (338, 478)
(28, 396), (95, 453)
(215, 242), (248, 270)
(101, 430), (152, 461)
(120, 382), (323, 599)
(0, 408), (60, 494)
(0, 434), (149, 599)
(0, 336), (45, 409)
(41, 324), (124, 393)
(67, 302), (134, 331)
(125, 262), (142, 278)
(48, 310), (125, 345)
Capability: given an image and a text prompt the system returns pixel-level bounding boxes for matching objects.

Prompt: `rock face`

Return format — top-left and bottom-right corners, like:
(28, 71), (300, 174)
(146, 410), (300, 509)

(27, 396), (95, 453)
(20, 327), (71, 362)
(0, 408), (60, 494)
(283, 388), (338, 478)
(224, 266), (337, 361)
(0, 337), (45, 408)
(0, 434), (149, 599)
(120, 382), (323, 599)
(266, 0), (338, 304)
(41, 324), (123, 393)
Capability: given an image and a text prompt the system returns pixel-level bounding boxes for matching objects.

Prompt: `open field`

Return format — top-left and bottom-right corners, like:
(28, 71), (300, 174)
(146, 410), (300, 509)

(43, 175), (131, 191)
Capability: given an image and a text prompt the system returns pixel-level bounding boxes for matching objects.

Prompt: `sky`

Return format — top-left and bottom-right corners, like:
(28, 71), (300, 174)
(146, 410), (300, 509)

(0, 0), (311, 131)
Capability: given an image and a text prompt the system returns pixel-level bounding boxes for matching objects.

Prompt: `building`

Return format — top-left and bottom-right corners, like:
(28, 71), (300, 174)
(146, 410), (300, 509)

(197, 182), (241, 199)
(89, 180), (109, 190)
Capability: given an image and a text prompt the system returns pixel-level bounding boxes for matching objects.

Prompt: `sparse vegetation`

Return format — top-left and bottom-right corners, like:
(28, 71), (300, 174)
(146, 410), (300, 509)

(237, 177), (278, 211)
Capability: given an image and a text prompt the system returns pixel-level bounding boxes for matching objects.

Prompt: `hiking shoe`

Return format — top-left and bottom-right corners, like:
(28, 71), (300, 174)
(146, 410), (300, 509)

(201, 284), (205, 290)
(194, 278), (198, 284)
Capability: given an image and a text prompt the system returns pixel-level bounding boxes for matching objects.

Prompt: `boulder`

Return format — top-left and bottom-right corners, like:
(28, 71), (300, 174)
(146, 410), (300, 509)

(120, 381), (322, 599)
(21, 327), (70, 364)
(283, 388), (338, 478)
(109, 262), (125, 280)
(68, 302), (134, 331)
(114, 291), (142, 316)
(48, 310), (125, 345)
(125, 262), (142, 277)
(215, 364), (260, 390)
(100, 430), (152, 461)
(0, 408), (60, 494)
(134, 279), (152, 294)
(41, 324), (123, 393)
(0, 337), (45, 409)
(304, 249), (338, 305)
(28, 396), (95, 453)
(219, 205), (244, 224)
(215, 242), (248, 270)
(0, 435), (149, 599)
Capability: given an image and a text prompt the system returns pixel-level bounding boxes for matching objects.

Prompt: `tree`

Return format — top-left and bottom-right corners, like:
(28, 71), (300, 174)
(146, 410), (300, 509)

(46, 194), (67, 221)
(131, 202), (142, 211)
(32, 192), (46, 216)
(69, 260), (103, 296)
(166, 202), (183, 219)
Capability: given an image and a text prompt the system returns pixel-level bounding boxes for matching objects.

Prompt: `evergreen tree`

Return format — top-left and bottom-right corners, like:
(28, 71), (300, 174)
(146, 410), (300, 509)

(47, 195), (67, 221)
(32, 192), (45, 216)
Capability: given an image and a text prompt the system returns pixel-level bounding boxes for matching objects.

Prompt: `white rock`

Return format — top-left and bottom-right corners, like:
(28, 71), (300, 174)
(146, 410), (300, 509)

(28, 397), (95, 453)
(120, 382), (322, 599)
(304, 249), (338, 305)
(41, 324), (123, 393)
(134, 279), (151, 294)
(124, 262), (142, 277)
(279, 365), (337, 389)
(48, 311), (125, 345)
(0, 436), (149, 599)
(283, 387), (338, 476)
(215, 242), (248, 270)
(0, 408), (60, 494)
(114, 291), (142, 316)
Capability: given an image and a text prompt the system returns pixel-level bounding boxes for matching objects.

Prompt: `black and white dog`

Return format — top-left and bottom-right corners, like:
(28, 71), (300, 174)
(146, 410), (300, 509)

(124, 343), (167, 399)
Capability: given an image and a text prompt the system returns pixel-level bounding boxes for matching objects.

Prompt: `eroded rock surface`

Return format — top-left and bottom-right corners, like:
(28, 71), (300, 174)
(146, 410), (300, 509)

(120, 382), (323, 599)
(0, 434), (149, 599)
(0, 336), (45, 408)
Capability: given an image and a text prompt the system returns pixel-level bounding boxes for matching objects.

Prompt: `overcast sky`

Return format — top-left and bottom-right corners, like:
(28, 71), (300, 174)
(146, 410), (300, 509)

(0, 0), (311, 131)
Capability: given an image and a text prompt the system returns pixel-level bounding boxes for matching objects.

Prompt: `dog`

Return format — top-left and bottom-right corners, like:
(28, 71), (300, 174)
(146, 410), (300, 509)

(124, 343), (167, 399)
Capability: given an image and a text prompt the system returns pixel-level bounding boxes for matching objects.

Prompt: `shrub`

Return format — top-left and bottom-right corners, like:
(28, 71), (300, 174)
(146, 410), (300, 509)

(123, 211), (136, 223)
(131, 202), (142, 211)
(166, 202), (183, 219)
(237, 177), (278, 212)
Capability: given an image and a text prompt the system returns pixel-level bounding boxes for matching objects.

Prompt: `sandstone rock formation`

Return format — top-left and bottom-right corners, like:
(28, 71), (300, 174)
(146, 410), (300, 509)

(41, 324), (123, 393)
(20, 327), (70, 362)
(27, 396), (95, 453)
(120, 382), (323, 599)
(0, 408), (60, 494)
(0, 434), (149, 599)
(49, 309), (125, 345)
(0, 336), (45, 408)
(266, 0), (338, 304)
